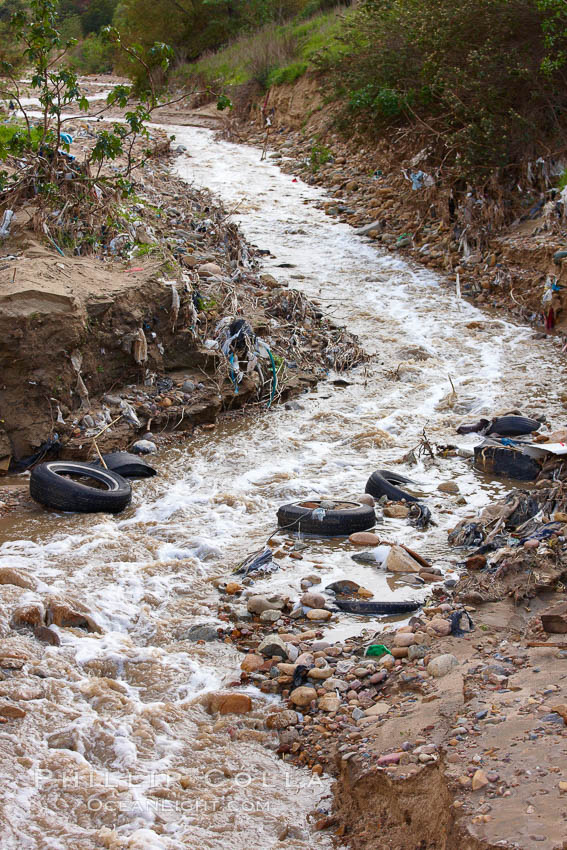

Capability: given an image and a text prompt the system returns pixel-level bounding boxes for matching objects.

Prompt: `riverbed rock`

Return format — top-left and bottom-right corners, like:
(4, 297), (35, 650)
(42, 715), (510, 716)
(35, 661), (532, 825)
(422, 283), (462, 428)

(260, 610), (281, 624)
(318, 693), (341, 712)
(323, 677), (349, 692)
(349, 531), (380, 546)
(408, 644), (427, 661)
(306, 609), (332, 621)
(0, 701), (26, 719)
(357, 494), (375, 507)
(356, 219), (382, 236)
(438, 481), (460, 494)
(290, 686), (317, 707)
(377, 752), (401, 765)
(420, 571), (442, 583)
(466, 554), (487, 571)
(472, 769), (489, 791)
(258, 634), (291, 659)
(326, 580), (360, 595)
(383, 504), (410, 518)
(0, 681), (44, 701)
(427, 654), (459, 678)
(206, 693), (253, 715)
(266, 709), (298, 729)
(185, 623), (221, 642)
(384, 545), (422, 573)
(300, 591), (326, 609)
(241, 653), (265, 673)
(394, 632), (416, 647)
(391, 647), (409, 659)
(427, 617), (452, 637)
(132, 440), (157, 454)
(364, 701), (390, 717)
(287, 644), (299, 662)
(308, 666), (333, 679)
(247, 595), (285, 614)
(260, 273), (280, 289)
(277, 662), (298, 676)
(33, 626), (60, 646)
(310, 640), (331, 652)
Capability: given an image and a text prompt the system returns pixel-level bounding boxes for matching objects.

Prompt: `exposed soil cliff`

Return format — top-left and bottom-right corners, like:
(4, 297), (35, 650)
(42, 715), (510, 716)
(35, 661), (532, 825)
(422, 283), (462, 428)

(0, 126), (363, 472)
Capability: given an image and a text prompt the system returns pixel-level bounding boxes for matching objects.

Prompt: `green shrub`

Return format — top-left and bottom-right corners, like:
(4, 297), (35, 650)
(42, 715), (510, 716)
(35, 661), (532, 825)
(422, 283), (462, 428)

(69, 32), (114, 73)
(326, 0), (567, 174)
(267, 60), (308, 86)
(309, 139), (331, 171)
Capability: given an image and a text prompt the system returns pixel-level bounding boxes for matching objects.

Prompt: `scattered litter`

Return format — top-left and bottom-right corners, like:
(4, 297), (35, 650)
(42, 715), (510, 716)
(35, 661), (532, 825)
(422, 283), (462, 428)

(404, 170), (435, 191)
(474, 442), (542, 481)
(0, 210), (14, 239)
(365, 644), (392, 658)
(233, 547), (276, 577)
(449, 610), (474, 636)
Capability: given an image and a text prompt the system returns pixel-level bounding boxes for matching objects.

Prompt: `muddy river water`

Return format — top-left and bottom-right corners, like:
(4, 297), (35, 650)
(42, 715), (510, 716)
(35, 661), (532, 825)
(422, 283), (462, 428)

(0, 124), (566, 849)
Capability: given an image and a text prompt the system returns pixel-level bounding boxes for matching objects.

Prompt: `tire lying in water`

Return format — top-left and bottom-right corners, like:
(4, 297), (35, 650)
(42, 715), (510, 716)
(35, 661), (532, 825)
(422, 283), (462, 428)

(277, 499), (375, 536)
(365, 469), (419, 503)
(335, 599), (420, 616)
(98, 451), (157, 479)
(485, 415), (541, 437)
(30, 461), (132, 513)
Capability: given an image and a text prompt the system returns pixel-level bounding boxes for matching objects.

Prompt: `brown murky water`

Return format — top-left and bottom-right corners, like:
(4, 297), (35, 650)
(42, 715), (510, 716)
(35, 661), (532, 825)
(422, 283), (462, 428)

(0, 121), (565, 849)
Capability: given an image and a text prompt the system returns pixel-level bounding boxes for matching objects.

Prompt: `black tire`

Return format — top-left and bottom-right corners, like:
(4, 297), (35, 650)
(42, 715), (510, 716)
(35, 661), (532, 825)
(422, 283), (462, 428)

(30, 461), (131, 513)
(365, 470), (419, 502)
(335, 599), (420, 616)
(277, 499), (375, 536)
(376, 469), (416, 486)
(485, 415), (541, 437)
(97, 452), (157, 479)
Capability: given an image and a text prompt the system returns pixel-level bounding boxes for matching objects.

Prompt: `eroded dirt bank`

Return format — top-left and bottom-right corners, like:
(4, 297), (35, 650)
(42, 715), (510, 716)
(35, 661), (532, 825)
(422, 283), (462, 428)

(0, 125), (362, 478)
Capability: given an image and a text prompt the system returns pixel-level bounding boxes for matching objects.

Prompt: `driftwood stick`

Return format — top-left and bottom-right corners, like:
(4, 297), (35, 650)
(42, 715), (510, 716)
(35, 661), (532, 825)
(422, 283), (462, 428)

(92, 438), (107, 469)
(90, 414), (123, 465)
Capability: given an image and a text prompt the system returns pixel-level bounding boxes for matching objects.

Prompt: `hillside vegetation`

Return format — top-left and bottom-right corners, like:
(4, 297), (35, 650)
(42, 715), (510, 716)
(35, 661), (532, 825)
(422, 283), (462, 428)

(1, 0), (567, 180)
(324, 0), (567, 175)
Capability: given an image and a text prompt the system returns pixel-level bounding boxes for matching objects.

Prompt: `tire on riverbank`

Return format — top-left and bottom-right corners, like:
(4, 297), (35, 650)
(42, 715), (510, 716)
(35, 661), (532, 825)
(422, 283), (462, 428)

(334, 599), (420, 616)
(277, 499), (375, 536)
(365, 469), (419, 503)
(30, 461), (132, 513)
(97, 451), (157, 479)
